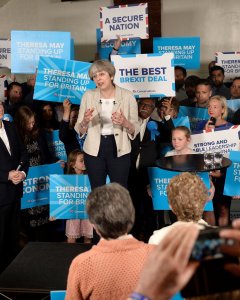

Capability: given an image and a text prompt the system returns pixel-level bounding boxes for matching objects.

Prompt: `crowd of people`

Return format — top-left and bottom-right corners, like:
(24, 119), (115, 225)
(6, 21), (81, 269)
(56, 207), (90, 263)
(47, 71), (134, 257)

(0, 46), (240, 298)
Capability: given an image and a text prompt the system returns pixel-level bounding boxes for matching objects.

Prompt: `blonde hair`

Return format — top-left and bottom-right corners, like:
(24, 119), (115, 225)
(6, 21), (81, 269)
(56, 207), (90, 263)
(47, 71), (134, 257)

(172, 126), (191, 140)
(208, 95), (228, 119)
(88, 60), (115, 80)
(167, 172), (208, 222)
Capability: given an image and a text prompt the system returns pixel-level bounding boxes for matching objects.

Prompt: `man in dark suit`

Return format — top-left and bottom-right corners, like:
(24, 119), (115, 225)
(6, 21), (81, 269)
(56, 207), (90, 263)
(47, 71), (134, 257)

(0, 102), (29, 273)
(128, 98), (174, 241)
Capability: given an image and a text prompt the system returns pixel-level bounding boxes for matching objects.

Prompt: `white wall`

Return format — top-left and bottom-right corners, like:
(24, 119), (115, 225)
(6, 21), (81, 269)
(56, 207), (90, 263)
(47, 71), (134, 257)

(2, 0), (240, 80)
(162, 0), (240, 77)
(0, 0), (112, 80)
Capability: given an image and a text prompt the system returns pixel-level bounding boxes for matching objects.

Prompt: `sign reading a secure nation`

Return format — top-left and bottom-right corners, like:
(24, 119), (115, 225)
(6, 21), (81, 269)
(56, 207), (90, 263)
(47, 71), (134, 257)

(0, 39), (11, 68)
(111, 53), (175, 98)
(100, 3), (148, 41)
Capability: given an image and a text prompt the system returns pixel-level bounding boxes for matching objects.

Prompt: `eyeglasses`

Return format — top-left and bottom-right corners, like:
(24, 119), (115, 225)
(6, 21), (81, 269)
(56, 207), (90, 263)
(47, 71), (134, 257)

(139, 102), (155, 109)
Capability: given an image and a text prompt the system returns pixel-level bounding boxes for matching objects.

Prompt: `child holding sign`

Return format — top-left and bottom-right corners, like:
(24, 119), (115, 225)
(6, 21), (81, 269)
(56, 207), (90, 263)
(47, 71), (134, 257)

(65, 149), (93, 243)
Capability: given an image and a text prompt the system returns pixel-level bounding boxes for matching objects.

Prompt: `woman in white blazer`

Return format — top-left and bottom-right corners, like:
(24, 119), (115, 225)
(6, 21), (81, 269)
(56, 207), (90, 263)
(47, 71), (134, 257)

(75, 60), (139, 188)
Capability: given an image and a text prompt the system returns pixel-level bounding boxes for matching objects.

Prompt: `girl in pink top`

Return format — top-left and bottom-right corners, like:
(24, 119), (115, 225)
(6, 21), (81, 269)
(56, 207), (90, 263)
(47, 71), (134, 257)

(65, 149), (93, 243)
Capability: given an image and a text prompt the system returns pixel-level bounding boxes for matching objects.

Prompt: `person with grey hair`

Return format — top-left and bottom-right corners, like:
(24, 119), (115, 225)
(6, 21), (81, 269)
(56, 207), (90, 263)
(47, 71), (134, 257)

(74, 59), (139, 189)
(65, 183), (154, 300)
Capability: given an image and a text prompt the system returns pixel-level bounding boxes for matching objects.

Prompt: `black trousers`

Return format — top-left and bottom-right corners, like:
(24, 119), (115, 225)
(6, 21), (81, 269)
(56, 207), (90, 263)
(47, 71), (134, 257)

(84, 135), (130, 189)
(0, 201), (20, 273)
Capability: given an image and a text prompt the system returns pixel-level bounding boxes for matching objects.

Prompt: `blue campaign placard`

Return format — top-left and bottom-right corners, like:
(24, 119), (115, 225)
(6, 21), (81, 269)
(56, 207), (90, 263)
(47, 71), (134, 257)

(172, 116), (190, 129)
(11, 30), (71, 74)
(34, 56), (95, 104)
(50, 291), (66, 300)
(45, 130), (67, 161)
(224, 151), (240, 196)
(178, 106), (209, 132)
(21, 163), (64, 209)
(153, 37), (200, 70)
(71, 38), (74, 60)
(96, 28), (141, 59)
(148, 167), (212, 211)
(50, 174), (91, 219)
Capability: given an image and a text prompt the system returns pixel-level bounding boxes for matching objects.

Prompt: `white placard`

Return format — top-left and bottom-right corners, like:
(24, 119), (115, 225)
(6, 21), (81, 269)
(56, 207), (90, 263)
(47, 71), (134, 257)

(0, 40), (11, 68)
(111, 53), (175, 98)
(100, 3), (148, 41)
(216, 52), (240, 81)
(190, 126), (240, 157)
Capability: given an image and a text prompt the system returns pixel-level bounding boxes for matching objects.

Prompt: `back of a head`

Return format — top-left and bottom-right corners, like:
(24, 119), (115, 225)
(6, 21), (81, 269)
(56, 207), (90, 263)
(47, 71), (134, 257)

(167, 172), (208, 222)
(86, 183), (135, 239)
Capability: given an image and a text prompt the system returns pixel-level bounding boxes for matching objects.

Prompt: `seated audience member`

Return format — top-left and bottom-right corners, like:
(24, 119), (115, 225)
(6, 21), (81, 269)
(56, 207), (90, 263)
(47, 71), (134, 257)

(230, 77), (240, 99)
(128, 223), (199, 300)
(195, 95), (232, 132)
(59, 99), (81, 155)
(38, 102), (59, 131)
(180, 75), (200, 106)
(165, 126), (195, 156)
(65, 183), (154, 300)
(5, 81), (24, 117)
(210, 65), (231, 99)
(149, 172), (211, 245)
(129, 219), (240, 300)
(190, 79), (212, 108)
(175, 66), (187, 101)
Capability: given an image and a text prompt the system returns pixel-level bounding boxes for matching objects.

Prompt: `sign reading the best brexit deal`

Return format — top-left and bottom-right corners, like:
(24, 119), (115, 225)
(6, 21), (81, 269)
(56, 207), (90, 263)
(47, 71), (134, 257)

(45, 130), (67, 161)
(216, 52), (240, 81)
(0, 39), (11, 68)
(100, 3), (148, 41)
(11, 31), (71, 73)
(178, 106), (209, 131)
(227, 99), (240, 122)
(111, 53), (175, 98)
(50, 174), (91, 219)
(148, 167), (212, 211)
(21, 163), (64, 209)
(189, 126), (240, 157)
(96, 29), (141, 59)
(153, 37), (200, 69)
(34, 57), (95, 104)
(224, 151), (240, 196)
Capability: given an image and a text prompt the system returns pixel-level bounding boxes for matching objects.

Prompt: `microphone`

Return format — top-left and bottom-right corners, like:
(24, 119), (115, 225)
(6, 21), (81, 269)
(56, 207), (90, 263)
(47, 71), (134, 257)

(99, 99), (102, 104)
(208, 117), (216, 126)
(16, 161), (23, 171)
(113, 100), (116, 105)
